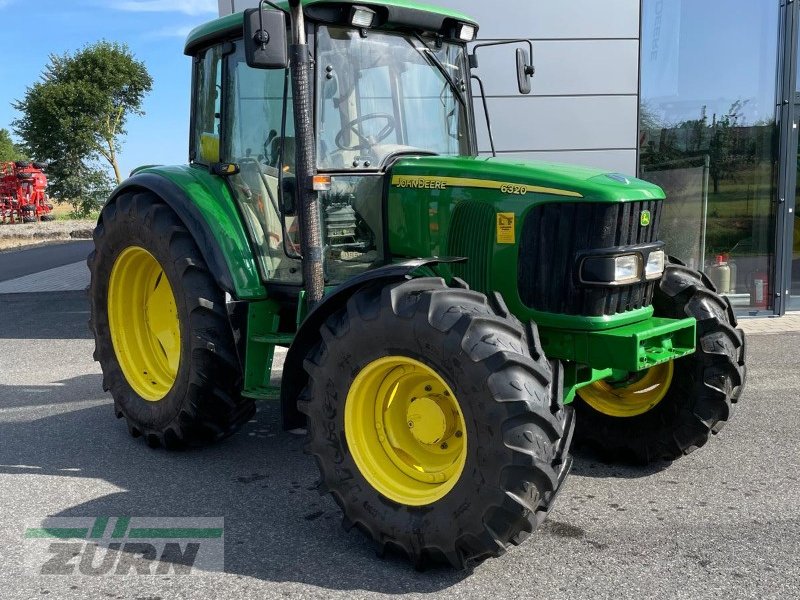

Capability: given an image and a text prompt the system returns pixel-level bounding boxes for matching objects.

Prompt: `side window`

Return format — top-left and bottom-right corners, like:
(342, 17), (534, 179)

(224, 42), (301, 284)
(226, 51), (294, 168)
(192, 46), (223, 164)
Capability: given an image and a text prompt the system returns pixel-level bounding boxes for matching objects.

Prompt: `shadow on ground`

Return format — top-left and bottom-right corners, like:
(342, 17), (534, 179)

(570, 445), (674, 479)
(0, 374), (469, 593)
(0, 292), (91, 340)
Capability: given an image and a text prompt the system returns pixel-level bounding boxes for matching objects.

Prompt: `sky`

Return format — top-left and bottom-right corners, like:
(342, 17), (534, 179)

(641, 0), (779, 127)
(0, 0), (220, 176)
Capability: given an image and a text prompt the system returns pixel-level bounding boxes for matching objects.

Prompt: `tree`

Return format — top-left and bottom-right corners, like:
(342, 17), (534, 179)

(0, 128), (26, 162)
(708, 100), (747, 194)
(13, 41), (152, 213)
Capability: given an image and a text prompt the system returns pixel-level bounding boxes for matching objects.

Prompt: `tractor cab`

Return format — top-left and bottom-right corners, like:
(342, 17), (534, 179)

(185, 2), (484, 287)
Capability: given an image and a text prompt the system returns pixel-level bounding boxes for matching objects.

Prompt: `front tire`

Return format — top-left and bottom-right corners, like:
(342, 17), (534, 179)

(88, 191), (254, 448)
(574, 261), (746, 463)
(300, 278), (574, 568)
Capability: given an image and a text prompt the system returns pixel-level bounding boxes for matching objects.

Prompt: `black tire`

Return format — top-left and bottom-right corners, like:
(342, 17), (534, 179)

(299, 278), (574, 569)
(22, 216), (36, 223)
(88, 191), (255, 449)
(574, 260), (746, 464)
(17, 172), (33, 180)
(40, 214), (55, 222)
(32, 161), (48, 170)
(15, 161), (30, 169)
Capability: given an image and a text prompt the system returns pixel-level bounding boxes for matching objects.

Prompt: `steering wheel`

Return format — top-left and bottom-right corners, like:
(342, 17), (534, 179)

(335, 113), (396, 151)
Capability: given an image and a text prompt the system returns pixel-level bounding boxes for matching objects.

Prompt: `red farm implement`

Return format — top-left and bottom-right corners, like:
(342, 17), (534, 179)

(0, 161), (54, 224)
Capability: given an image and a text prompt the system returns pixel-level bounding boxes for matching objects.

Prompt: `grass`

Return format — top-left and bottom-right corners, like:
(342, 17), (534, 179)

(646, 163), (776, 257)
(51, 202), (99, 221)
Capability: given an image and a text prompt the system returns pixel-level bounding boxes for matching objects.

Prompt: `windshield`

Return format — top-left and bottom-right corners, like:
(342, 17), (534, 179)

(316, 26), (472, 171)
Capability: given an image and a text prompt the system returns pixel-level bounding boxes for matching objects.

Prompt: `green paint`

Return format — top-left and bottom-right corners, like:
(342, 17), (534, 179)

(185, 0), (478, 55)
(128, 528), (223, 539)
(243, 299), (289, 400)
(382, 155), (691, 382)
(111, 516), (130, 539)
(387, 155), (666, 334)
(136, 165), (266, 300)
(540, 317), (696, 374)
(523, 306), (656, 332)
(24, 528), (88, 539)
(562, 365), (615, 405)
(90, 517), (109, 538)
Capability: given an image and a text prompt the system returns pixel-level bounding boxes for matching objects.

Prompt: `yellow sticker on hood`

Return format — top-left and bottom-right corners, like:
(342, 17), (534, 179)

(497, 213), (516, 244)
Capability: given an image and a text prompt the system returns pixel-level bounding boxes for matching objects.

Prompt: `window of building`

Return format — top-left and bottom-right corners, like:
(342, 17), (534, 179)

(639, 0), (780, 312)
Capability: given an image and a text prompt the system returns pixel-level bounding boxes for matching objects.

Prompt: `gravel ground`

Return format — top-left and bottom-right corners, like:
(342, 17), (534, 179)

(0, 219), (95, 251)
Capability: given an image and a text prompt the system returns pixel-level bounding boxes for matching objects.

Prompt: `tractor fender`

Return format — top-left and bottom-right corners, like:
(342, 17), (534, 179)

(280, 258), (461, 430)
(106, 171), (265, 300)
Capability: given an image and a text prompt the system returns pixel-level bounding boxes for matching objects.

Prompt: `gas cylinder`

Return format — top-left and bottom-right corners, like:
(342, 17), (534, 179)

(751, 270), (770, 309)
(707, 255), (731, 294)
(726, 255), (738, 293)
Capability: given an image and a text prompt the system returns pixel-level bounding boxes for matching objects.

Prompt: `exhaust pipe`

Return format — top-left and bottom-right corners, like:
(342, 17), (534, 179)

(287, 0), (324, 308)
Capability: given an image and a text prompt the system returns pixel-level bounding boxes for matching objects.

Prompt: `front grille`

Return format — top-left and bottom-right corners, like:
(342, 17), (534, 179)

(518, 200), (663, 317)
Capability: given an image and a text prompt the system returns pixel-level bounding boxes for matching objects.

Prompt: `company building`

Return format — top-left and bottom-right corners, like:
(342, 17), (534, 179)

(218, 0), (797, 317)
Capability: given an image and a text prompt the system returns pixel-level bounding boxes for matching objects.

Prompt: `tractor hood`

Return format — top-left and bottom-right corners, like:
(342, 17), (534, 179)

(388, 155), (665, 203)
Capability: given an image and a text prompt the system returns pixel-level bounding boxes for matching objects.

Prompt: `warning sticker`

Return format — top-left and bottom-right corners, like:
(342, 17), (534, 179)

(496, 213), (516, 244)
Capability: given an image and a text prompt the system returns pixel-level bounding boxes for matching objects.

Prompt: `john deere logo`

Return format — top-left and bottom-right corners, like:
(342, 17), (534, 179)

(640, 210), (652, 227)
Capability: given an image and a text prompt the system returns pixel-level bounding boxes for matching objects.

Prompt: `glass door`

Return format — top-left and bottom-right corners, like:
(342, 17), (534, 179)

(787, 8), (800, 310)
(639, 0), (780, 314)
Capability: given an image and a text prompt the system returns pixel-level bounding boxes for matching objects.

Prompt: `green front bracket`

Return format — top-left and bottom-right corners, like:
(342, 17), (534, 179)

(562, 365), (615, 404)
(541, 316), (697, 403)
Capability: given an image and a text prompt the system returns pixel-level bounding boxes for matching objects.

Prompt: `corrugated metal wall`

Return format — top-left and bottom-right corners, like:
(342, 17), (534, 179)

(218, 0), (641, 174)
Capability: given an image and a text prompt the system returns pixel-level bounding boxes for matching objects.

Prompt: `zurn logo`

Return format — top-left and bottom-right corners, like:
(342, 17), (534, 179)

(23, 517), (224, 576)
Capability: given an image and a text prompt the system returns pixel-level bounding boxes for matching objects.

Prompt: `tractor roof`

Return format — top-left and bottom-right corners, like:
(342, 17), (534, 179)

(185, 0), (478, 55)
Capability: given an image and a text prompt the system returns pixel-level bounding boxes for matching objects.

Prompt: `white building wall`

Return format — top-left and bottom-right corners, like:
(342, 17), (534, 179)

(218, 0), (641, 174)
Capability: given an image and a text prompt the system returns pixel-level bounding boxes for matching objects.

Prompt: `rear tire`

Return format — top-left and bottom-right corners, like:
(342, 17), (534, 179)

(574, 260), (746, 463)
(88, 191), (254, 449)
(300, 278), (574, 568)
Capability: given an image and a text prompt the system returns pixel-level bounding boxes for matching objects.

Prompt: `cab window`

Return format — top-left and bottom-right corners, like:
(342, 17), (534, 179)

(192, 45), (223, 165)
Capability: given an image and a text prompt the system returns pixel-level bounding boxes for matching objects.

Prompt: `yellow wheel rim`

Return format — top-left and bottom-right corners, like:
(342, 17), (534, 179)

(577, 361), (675, 418)
(108, 246), (181, 402)
(344, 356), (467, 506)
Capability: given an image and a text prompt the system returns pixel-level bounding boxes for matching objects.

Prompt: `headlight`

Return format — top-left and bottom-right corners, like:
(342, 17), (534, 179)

(613, 255), (641, 284)
(579, 247), (663, 286)
(350, 6), (376, 28)
(645, 250), (665, 279)
(457, 24), (476, 42)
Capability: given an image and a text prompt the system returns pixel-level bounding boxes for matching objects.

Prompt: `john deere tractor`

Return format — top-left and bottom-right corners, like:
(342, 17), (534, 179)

(88, 0), (746, 568)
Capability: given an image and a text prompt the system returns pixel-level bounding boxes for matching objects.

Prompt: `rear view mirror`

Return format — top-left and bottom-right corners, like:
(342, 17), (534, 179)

(243, 8), (288, 69)
(516, 48), (535, 95)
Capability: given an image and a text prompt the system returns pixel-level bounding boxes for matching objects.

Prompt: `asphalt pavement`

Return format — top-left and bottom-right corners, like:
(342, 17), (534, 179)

(0, 241), (93, 282)
(0, 291), (798, 600)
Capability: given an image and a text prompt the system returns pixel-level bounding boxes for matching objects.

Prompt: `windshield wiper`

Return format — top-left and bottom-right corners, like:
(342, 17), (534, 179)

(411, 33), (467, 109)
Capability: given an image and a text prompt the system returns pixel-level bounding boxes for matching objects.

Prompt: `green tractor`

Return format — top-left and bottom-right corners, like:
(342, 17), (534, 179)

(88, 0), (746, 569)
